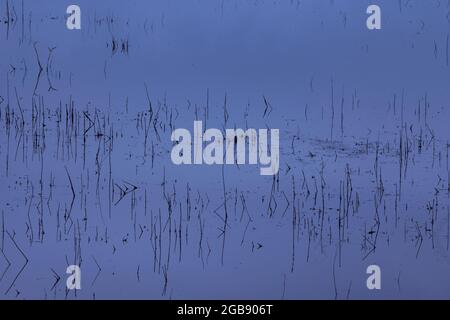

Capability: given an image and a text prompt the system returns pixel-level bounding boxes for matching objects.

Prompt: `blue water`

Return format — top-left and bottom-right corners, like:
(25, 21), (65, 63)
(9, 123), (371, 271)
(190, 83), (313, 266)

(1, 0), (450, 299)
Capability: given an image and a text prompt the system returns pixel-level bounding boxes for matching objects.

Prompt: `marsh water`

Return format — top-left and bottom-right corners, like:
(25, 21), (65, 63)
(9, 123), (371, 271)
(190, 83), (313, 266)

(1, 0), (450, 299)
